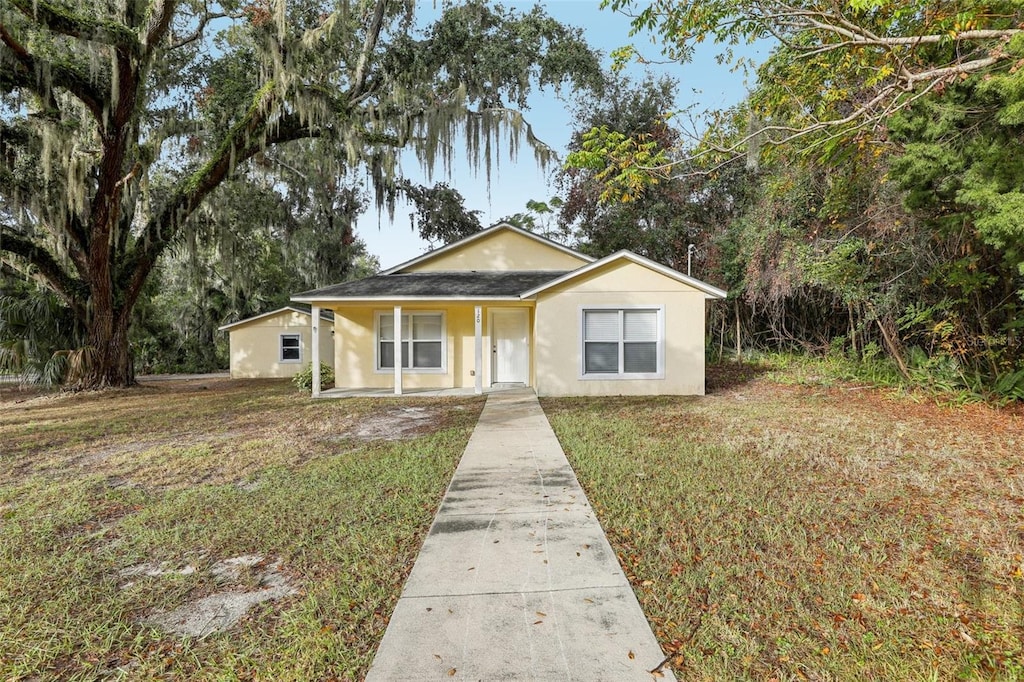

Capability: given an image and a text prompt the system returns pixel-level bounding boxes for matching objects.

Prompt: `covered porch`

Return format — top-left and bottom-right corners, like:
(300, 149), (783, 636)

(303, 300), (536, 398)
(292, 271), (559, 399)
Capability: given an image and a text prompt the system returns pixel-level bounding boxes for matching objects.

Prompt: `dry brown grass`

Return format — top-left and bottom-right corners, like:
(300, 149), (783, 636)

(1, 378), (470, 489)
(543, 366), (1024, 681)
(1, 378), (484, 681)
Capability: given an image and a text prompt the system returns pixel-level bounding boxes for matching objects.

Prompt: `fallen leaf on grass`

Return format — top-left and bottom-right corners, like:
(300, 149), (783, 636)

(850, 592), (866, 601)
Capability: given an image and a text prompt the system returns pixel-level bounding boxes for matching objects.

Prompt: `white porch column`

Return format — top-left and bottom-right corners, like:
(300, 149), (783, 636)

(393, 306), (402, 395)
(311, 305), (321, 398)
(474, 305), (483, 395)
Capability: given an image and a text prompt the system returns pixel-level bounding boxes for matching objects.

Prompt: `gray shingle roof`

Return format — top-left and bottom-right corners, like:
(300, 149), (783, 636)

(294, 271), (569, 299)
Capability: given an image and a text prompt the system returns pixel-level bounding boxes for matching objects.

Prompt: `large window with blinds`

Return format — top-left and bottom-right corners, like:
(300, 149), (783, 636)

(376, 312), (445, 371)
(581, 307), (663, 379)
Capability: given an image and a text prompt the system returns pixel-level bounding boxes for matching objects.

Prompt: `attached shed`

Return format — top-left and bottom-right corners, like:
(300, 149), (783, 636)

(218, 306), (334, 379)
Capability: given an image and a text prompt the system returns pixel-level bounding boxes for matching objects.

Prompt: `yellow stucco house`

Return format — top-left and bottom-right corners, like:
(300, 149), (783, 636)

(291, 223), (727, 397)
(218, 305), (335, 379)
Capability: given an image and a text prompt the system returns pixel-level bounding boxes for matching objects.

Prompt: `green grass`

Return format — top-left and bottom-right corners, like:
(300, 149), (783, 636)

(1, 379), (484, 681)
(745, 350), (1019, 406)
(543, 373), (1024, 681)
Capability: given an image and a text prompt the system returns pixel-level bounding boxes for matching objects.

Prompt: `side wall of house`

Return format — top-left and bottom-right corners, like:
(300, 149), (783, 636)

(402, 230), (588, 273)
(228, 312), (335, 379)
(533, 260), (707, 397)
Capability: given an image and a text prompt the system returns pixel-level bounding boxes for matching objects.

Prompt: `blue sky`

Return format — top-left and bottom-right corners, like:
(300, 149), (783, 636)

(357, 1), (763, 268)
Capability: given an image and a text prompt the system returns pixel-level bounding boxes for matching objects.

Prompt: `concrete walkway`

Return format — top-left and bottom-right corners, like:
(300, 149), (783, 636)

(366, 389), (674, 681)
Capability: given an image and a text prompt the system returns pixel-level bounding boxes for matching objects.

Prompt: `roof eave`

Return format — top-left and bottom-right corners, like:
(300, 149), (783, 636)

(217, 306), (331, 332)
(290, 295), (528, 304)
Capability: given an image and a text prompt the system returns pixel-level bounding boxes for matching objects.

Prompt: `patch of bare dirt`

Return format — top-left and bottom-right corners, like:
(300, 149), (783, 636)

(131, 554), (296, 638)
(706, 362), (772, 393)
(345, 406), (443, 441)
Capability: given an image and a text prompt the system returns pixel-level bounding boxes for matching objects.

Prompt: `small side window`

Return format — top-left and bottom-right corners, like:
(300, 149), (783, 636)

(280, 334), (301, 362)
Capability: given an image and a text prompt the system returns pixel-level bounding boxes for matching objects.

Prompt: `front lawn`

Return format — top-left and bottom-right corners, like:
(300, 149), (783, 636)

(0, 379), (483, 680)
(543, 370), (1024, 680)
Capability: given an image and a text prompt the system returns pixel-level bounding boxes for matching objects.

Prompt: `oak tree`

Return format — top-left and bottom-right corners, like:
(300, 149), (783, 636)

(0, 0), (600, 387)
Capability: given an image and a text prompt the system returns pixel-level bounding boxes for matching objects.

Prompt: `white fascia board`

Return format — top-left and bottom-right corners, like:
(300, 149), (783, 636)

(290, 295), (526, 304)
(519, 250), (729, 300)
(379, 222), (594, 275)
(218, 306), (309, 332)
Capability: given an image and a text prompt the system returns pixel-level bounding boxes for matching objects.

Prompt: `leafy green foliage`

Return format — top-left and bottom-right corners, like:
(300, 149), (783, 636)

(559, 74), (756, 277)
(565, 126), (669, 203)
(292, 362), (335, 392)
(0, 281), (85, 386)
(573, 0), (1024, 397)
(398, 180), (483, 246)
(0, 0), (602, 387)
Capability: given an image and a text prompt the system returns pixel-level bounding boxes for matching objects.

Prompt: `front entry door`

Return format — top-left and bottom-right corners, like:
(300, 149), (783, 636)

(491, 309), (529, 384)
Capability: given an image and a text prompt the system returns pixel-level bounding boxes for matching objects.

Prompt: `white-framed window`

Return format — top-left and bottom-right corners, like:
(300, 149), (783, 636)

(376, 311), (446, 372)
(580, 306), (664, 379)
(280, 333), (301, 363)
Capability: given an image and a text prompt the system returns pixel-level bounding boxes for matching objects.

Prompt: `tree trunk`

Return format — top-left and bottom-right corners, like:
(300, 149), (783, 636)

(734, 298), (742, 361)
(848, 302), (858, 358)
(876, 316), (911, 381)
(81, 303), (135, 388)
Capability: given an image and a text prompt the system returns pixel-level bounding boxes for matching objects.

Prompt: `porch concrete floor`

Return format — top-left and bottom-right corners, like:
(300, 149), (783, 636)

(318, 383), (526, 398)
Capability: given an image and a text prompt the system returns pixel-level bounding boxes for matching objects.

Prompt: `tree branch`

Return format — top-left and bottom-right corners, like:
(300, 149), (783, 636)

(0, 231), (87, 317)
(599, 0), (1024, 185)
(120, 85), (323, 316)
(0, 25), (107, 121)
(352, 0), (389, 97)
(166, 10), (238, 50)
(9, 0), (142, 54)
(144, 0), (180, 53)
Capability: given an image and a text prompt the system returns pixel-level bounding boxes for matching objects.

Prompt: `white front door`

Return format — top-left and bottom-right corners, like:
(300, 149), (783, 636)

(491, 309), (529, 384)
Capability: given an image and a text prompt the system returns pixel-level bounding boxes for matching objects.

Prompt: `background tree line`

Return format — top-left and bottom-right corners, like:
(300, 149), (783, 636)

(3, 0), (1022, 399)
(561, 0), (1024, 399)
